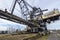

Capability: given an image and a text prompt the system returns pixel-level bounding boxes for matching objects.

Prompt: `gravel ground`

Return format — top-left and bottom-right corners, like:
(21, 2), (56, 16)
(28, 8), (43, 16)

(47, 32), (60, 40)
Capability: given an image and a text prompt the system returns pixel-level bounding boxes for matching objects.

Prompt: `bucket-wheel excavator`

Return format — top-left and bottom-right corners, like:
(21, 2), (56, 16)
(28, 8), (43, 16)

(0, 0), (60, 35)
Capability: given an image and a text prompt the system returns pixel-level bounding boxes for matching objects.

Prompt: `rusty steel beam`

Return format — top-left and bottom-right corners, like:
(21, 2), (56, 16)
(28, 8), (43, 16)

(0, 10), (40, 27)
(0, 9), (60, 27)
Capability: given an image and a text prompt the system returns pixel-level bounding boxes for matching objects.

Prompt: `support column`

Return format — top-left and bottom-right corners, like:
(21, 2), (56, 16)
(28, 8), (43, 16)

(40, 22), (48, 35)
(44, 22), (48, 35)
(44, 22), (47, 31)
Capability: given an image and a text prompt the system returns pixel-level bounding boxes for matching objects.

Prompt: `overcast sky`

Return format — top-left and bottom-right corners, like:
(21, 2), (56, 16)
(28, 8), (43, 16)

(0, 0), (60, 31)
